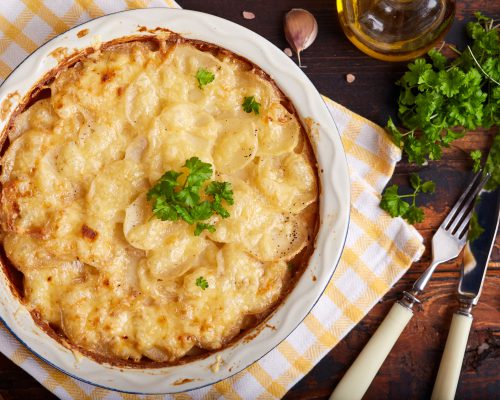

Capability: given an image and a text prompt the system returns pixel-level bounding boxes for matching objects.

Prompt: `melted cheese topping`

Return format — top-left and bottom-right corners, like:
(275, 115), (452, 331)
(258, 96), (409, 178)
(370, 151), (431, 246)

(0, 41), (318, 363)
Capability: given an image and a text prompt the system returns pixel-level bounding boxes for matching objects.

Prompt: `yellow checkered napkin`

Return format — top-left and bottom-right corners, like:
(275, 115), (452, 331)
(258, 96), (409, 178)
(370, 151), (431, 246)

(0, 1), (424, 399)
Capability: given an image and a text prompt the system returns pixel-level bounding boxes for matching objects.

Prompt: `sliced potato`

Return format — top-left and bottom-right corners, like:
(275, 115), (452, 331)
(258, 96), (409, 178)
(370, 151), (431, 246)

(170, 44), (223, 75)
(244, 213), (308, 262)
(87, 160), (147, 221)
(158, 103), (217, 140)
(213, 120), (258, 173)
(144, 115), (214, 181)
(209, 178), (308, 261)
(125, 72), (160, 128)
(254, 152), (317, 213)
(257, 103), (300, 156)
(123, 193), (175, 250)
(145, 229), (208, 278)
(125, 135), (148, 163)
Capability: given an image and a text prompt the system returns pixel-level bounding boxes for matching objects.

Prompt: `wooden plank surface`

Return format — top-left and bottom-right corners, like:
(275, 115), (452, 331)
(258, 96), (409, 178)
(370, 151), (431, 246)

(1, 1), (499, 399)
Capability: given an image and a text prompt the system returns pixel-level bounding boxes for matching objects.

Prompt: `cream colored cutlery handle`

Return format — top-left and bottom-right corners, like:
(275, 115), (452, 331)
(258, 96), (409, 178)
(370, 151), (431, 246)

(330, 302), (413, 400)
(431, 312), (473, 400)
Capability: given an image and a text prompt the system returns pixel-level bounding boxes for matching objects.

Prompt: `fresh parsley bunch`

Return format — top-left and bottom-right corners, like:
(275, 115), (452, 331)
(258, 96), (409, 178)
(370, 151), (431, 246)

(382, 12), (499, 225)
(386, 12), (499, 165)
(147, 157), (234, 235)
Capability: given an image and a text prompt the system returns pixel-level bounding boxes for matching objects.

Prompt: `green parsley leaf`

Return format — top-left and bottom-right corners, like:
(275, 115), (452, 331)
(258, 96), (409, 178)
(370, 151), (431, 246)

(206, 181), (234, 205)
(184, 157), (213, 189)
(380, 174), (434, 224)
(401, 58), (432, 86)
(484, 133), (500, 191)
(428, 48), (447, 70)
(409, 173), (421, 190)
(470, 150), (482, 173)
(195, 68), (215, 89)
(206, 181), (234, 218)
(467, 210), (485, 242)
(386, 117), (404, 147)
(380, 185), (410, 218)
(190, 201), (214, 221)
(211, 199), (230, 219)
(242, 96), (261, 115)
(405, 205), (425, 224)
(420, 180), (436, 194)
(151, 197), (179, 221)
(194, 223), (216, 236)
(173, 204), (194, 225)
(174, 188), (200, 208)
(195, 276), (209, 290)
(438, 68), (465, 97)
(147, 171), (182, 201)
(147, 157), (234, 235)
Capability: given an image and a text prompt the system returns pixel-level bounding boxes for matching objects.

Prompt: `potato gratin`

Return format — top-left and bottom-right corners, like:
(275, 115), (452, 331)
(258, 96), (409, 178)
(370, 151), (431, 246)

(0, 38), (318, 364)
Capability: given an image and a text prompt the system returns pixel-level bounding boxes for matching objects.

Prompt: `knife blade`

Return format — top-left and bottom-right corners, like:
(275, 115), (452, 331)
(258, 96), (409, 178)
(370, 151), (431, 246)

(431, 186), (499, 400)
(458, 186), (500, 309)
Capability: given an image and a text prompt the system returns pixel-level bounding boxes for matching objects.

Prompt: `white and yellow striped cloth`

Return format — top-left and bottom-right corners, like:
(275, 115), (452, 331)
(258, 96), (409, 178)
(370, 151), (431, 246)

(0, 1), (424, 399)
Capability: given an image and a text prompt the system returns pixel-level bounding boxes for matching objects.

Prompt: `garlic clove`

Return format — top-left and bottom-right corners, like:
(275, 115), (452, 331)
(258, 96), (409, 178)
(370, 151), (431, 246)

(284, 8), (318, 68)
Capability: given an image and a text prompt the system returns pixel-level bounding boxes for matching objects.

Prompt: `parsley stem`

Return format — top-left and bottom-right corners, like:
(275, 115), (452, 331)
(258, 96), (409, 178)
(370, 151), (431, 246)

(400, 129), (415, 138)
(446, 44), (462, 56)
(436, 40), (446, 53)
(467, 46), (500, 86)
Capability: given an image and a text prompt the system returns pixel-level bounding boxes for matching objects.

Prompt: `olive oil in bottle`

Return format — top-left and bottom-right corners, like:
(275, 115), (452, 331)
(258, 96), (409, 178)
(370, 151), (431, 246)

(337, 0), (455, 61)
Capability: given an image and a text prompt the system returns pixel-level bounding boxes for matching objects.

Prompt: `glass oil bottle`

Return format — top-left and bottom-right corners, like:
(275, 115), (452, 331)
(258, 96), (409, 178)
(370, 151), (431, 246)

(337, 0), (455, 61)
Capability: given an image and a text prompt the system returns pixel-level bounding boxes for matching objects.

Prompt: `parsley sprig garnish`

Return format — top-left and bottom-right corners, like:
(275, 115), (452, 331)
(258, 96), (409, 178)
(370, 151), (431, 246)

(196, 68), (215, 89)
(380, 173), (435, 224)
(196, 276), (209, 290)
(147, 157), (234, 235)
(242, 96), (261, 115)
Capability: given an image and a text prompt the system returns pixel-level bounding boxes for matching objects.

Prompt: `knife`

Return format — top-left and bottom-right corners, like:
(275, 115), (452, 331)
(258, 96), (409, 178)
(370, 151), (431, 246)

(431, 186), (500, 400)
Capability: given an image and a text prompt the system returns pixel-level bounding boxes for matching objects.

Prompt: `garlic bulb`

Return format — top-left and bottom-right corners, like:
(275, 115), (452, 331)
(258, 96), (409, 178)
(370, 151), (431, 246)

(284, 9), (318, 68)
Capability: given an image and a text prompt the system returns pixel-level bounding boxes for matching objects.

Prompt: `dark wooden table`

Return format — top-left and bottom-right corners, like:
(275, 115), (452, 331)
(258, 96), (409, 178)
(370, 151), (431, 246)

(1, 1), (499, 399)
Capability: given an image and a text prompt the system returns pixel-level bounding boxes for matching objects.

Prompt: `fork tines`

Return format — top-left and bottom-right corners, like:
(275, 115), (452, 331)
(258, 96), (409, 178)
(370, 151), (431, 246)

(442, 171), (490, 239)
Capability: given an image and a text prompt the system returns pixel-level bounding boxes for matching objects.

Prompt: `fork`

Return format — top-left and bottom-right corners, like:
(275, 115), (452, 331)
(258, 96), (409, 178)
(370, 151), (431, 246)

(330, 171), (489, 400)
